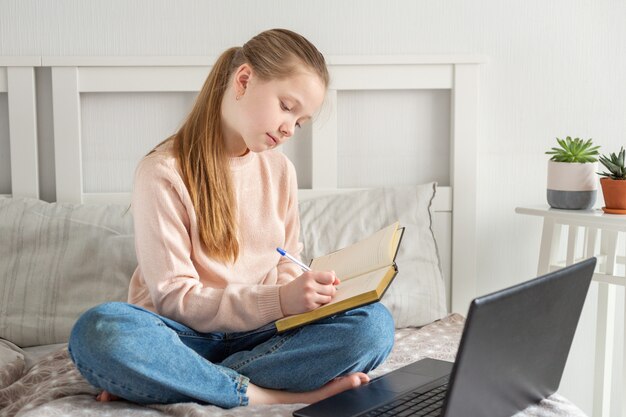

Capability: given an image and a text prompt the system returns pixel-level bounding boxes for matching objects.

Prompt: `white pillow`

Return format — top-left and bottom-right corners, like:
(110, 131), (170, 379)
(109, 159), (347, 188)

(298, 183), (447, 328)
(0, 198), (135, 347)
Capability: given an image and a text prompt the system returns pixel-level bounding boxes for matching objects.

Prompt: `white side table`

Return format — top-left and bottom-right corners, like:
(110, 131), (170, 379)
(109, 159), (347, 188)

(516, 205), (626, 417)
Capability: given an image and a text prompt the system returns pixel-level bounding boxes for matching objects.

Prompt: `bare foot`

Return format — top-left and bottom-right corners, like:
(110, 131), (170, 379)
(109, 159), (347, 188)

(96, 390), (120, 402)
(247, 372), (370, 405)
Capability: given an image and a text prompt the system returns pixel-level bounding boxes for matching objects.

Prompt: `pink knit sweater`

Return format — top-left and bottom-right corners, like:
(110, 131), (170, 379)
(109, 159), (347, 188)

(127, 142), (303, 333)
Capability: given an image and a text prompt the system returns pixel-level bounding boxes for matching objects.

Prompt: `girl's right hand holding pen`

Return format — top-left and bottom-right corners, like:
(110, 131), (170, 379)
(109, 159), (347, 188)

(279, 270), (340, 316)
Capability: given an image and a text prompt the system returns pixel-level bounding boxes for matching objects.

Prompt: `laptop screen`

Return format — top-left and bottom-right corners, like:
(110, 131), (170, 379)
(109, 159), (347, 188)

(441, 257), (596, 416)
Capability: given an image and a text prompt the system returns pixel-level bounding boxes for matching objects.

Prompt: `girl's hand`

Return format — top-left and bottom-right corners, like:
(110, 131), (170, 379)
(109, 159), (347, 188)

(279, 271), (340, 316)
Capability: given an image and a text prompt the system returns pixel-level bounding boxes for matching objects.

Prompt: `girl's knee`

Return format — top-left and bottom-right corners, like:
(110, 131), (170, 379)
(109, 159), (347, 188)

(319, 303), (395, 377)
(340, 303), (395, 363)
(360, 303), (395, 353)
(69, 302), (137, 362)
(72, 302), (134, 335)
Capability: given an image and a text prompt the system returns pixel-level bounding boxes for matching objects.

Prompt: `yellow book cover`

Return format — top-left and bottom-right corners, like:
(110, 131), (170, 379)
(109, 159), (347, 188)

(275, 222), (404, 333)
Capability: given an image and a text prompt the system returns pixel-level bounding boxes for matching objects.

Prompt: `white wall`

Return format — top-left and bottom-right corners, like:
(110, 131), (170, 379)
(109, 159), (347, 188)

(2, 1), (626, 415)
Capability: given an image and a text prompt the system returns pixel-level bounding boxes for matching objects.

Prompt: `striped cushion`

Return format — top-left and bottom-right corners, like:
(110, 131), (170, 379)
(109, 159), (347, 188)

(0, 184), (445, 346)
(0, 198), (135, 347)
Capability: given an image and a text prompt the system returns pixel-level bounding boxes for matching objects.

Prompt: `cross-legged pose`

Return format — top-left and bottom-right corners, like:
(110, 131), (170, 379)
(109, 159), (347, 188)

(68, 28), (395, 408)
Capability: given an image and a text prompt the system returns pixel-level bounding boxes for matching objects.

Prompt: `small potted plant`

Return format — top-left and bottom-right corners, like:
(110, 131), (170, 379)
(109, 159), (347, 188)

(545, 136), (599, 210)
(597, 147), (626, 214)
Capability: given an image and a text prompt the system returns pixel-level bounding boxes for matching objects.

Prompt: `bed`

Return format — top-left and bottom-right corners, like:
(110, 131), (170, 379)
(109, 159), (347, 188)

(0, 56), (587, 416)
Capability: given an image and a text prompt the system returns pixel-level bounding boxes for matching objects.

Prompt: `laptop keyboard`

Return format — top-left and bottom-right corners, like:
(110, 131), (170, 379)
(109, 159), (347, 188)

(358, 381), (448, 417)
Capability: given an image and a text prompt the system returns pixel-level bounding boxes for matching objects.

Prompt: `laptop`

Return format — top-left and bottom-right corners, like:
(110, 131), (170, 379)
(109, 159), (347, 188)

(293, 257), (596, 417)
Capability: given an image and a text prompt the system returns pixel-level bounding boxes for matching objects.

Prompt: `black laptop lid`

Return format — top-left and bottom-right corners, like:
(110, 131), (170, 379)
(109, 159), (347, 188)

(442, 257), (596, 417)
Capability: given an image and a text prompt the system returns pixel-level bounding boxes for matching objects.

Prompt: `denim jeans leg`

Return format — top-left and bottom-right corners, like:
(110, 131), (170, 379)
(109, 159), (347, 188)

(219, 302), (395, 392)
(68, 302), (249, 407)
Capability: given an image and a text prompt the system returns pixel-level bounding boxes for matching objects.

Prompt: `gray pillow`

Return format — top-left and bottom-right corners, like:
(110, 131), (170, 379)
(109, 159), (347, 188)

(298, 183), (447, 328)
(0, 198), (135, 347)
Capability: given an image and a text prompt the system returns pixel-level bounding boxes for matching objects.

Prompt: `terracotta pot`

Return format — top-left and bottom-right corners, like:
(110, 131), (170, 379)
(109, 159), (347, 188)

(600, 177), (626, 213)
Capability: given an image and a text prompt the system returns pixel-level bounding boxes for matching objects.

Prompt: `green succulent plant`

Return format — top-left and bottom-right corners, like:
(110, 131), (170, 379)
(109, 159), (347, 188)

(545, 136), (600, 163)
(598, 147), (626, 180)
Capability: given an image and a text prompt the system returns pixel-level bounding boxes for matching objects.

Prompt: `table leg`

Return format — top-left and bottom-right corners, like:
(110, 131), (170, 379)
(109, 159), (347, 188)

(566, 224), (580, 266)
(593, 283), (616, 417)
(592, 229), (618, 417)
(538, 218), (560, 275)
(584, 227), (598, 261)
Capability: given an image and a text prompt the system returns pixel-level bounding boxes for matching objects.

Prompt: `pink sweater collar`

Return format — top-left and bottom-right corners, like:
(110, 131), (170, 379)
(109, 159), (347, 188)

(228, 149), (256, 171)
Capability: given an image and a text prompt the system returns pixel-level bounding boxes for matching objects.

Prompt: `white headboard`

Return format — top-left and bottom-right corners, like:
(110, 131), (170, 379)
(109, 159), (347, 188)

(2, 55), (483, 314)
(0, 56), (40, 200)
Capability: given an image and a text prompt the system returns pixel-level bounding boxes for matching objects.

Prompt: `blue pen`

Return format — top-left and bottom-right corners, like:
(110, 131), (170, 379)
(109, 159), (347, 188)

(276, 247), (311, 272)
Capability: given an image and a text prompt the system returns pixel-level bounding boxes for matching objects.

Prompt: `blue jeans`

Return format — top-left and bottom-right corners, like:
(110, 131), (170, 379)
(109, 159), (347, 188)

(68, 301), (395, 408)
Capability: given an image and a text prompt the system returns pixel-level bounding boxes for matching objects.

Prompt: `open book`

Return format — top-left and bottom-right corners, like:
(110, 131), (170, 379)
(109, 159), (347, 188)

(275, 222), (404, 332)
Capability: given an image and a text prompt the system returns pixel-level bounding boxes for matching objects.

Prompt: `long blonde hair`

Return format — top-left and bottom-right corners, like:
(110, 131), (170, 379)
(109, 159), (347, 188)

(164, 29), (328, 263)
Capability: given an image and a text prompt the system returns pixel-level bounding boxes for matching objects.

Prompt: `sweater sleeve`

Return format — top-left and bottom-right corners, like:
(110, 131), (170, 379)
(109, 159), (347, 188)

(276, 160), (304, 285)
(132, 158), (284, 333)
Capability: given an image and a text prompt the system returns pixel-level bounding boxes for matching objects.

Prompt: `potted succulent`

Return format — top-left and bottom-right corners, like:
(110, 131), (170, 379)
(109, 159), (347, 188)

(597, 147), (626, 214)
(545, 136), (600, 210)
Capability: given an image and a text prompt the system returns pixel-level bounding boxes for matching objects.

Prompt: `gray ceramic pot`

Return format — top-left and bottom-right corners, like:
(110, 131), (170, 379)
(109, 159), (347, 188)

(547, 161), (598, 210)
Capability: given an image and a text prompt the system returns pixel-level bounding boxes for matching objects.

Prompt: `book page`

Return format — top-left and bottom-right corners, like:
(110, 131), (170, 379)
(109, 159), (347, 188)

(310, 222), (399, 280)
(274, 265), (396, 332)
(322, 266), (389, 305)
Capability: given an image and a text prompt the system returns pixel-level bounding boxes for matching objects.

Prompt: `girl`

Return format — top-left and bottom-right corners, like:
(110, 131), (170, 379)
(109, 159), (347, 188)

(68, 28), (395, 408)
